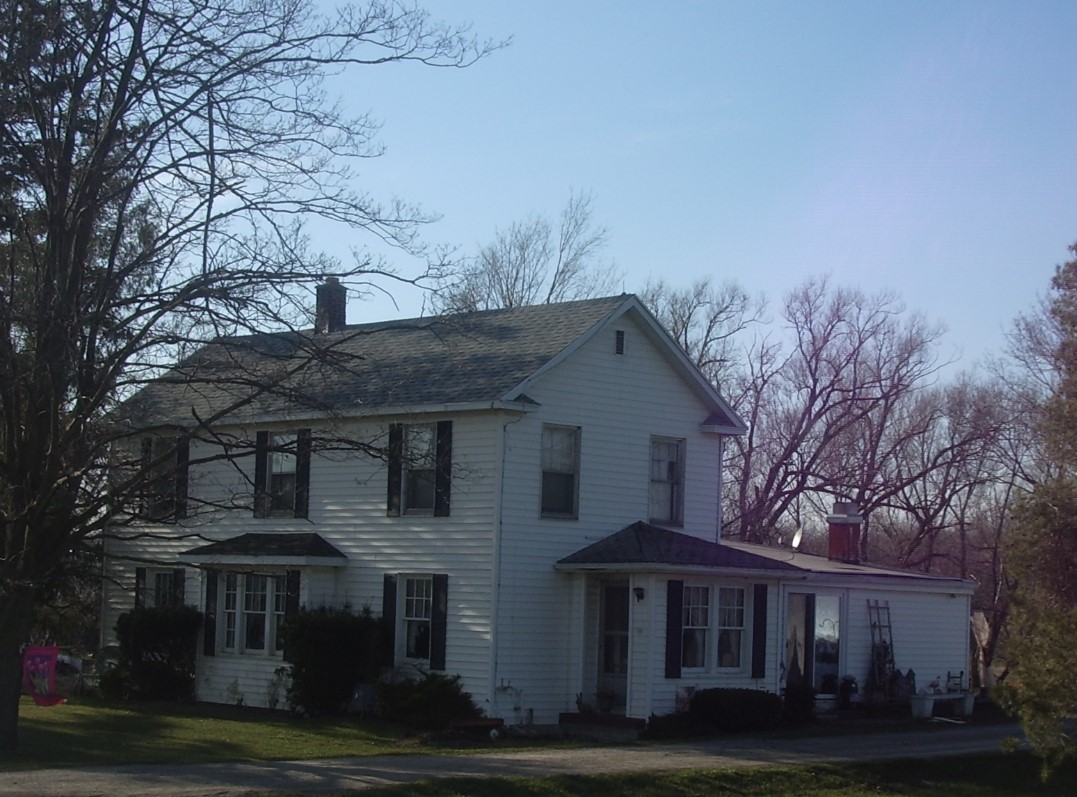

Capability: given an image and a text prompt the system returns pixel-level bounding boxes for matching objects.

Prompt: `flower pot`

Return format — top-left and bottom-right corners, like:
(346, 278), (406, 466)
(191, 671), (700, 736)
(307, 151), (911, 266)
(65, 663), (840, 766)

(910, 694), (934, 719)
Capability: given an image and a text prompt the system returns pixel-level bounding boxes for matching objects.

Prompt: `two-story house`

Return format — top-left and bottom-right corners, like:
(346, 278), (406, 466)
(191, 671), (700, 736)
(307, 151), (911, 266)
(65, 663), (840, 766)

(102, 287), (974, 723)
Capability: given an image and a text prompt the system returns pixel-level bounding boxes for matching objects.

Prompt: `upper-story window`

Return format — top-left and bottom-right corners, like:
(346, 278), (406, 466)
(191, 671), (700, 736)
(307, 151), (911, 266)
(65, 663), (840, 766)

(541, 424), (580, 518)
(140, 436), (189, 520)
(254, 430), (311, 518)
(387, 421), (452, 517)
(649, 437), (685, 527)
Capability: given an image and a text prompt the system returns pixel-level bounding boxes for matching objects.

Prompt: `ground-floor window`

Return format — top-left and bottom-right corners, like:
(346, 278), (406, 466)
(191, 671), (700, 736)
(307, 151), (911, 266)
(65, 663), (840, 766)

(717, 587), (745, 668)
(221, 572), (287, 654)
(404, 576), (432, 660)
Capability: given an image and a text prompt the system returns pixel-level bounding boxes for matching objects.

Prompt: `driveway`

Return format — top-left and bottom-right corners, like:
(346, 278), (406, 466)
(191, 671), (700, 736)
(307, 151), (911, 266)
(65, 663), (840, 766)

(0, 722), (1021, 797)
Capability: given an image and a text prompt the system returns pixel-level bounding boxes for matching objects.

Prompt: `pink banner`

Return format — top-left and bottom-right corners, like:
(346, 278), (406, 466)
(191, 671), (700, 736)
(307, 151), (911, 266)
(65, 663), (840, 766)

(22, 646), (65, 707)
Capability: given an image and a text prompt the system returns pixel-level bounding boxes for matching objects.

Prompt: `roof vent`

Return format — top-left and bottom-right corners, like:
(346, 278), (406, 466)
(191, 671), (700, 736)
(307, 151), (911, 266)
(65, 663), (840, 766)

(315, 277), (347, 334)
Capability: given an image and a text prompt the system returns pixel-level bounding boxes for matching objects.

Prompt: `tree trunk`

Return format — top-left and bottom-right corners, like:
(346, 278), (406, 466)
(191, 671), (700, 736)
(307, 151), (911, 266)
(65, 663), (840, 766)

(0, 588), (36, 752)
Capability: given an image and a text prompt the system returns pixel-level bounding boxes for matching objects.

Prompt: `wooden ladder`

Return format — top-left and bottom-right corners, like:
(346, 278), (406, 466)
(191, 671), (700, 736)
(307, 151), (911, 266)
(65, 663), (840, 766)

(867, 599), (896, 698)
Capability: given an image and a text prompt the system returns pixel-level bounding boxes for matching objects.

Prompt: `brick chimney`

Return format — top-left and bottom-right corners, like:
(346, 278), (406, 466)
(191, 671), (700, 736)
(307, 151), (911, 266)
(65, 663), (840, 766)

(827, 501), (863, 563)
(315, 277), (347, 334)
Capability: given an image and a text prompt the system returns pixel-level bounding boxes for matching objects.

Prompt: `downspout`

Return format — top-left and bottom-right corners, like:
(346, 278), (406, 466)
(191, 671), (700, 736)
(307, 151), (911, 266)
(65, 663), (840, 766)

(489, 412), (523, 719)
(715, 434), (725, 543)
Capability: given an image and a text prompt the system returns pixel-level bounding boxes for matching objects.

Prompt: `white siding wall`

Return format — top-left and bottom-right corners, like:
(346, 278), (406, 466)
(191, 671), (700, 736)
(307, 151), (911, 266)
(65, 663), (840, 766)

(102, 411), (505, 710)
(492, 316), (726, 722)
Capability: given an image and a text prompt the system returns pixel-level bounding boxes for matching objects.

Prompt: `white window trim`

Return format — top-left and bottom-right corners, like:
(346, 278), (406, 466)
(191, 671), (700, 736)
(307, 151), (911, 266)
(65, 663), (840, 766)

(219, 571), (287, 656)
(540, 424), (581, 519)
(400, 575), (433, 664)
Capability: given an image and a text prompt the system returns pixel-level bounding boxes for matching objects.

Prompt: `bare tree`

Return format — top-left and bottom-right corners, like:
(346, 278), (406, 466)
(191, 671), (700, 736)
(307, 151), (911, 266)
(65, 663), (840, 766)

(0, 0), (498, 750)
(722, 278), (950, 544)
(640, 277), (764, 388)
(433, 190), (619, 312)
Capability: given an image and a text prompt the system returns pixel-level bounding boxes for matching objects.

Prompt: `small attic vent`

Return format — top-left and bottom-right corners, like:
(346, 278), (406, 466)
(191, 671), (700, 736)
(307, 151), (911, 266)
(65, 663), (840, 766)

(615, 329), (625, 355)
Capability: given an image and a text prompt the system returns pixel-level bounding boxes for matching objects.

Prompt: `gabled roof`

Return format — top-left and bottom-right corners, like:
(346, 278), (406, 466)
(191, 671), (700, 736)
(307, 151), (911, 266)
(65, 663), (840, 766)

(556, 522), (975, 590)
(124, 294), (746, 431)
(183, 532), (347, 567)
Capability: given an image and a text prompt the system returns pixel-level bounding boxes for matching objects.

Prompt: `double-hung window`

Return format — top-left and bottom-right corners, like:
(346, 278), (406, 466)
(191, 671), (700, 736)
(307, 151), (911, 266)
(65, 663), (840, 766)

(681, 585), (710, 669)
(403, 577), (432, 660)
(387, 422), (452, 516)
(219, 572), (289, 655)
(254, 430), (311, 518)
(649, 437), (685, 527)
(134, 567), (186, 608)
(717, 587), (745, 668)
(541, 425), (580, 518)
(140, 436), (190, 520)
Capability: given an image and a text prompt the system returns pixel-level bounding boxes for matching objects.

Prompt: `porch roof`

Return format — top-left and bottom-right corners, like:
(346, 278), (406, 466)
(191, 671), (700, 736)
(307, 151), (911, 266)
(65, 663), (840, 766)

(556, 522), (802, 572)
(556, 522), (975, 589)
(182, 532), (347, 567)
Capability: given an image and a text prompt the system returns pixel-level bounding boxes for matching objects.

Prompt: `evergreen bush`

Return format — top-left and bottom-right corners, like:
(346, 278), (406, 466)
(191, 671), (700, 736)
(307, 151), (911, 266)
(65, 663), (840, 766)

(113, 605), (202, 700)
(688, 687), (783, 733)
(280, 606), (387, 714)
(377, 671), (482, 731)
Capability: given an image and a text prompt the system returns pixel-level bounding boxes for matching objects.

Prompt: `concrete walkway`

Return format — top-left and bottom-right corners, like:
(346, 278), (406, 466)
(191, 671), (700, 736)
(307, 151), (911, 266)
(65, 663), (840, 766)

(0, 722), (1022, 797)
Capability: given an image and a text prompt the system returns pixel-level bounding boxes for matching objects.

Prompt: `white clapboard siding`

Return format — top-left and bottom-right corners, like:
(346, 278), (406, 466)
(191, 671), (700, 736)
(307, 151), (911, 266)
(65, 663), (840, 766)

(490, 316), (727, 722)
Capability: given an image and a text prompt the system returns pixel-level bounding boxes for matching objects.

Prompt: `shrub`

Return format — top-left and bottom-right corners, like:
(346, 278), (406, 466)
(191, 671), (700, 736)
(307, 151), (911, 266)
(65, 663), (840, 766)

(377, 671), (482, 731)
(113, 605), (202, 700)
(688, 687), (783, 733)
(280, 606), (388, 714)
(783, 682), (817, 724)
(643, 711), (695, 739)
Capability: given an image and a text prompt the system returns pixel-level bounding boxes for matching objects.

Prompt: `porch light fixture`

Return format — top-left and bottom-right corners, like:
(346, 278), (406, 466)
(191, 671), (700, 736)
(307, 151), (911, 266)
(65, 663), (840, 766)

(633, 587), (645, 602)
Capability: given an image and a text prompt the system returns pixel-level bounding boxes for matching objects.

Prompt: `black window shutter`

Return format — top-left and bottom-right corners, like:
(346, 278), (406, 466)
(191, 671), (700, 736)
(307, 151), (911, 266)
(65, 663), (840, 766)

(294, 429), (311, 518)
(134, 567), (147, 608)
(253, 431), (270, 517)
(203, 569), (219, 656)
(751, 584), (768, 679)
(430, 573), (449, 671)
(175, 437), (190, 519)
(434, 421), (452, 517)
(285, 570), (301, 616)
(386, 425), (403, 516)
(665, 579), (684, 679)
(139, 437), (153, 515)
(382, 574), (398, 666)
(172, 569), (186, 607)
(803, 594), (816, 686)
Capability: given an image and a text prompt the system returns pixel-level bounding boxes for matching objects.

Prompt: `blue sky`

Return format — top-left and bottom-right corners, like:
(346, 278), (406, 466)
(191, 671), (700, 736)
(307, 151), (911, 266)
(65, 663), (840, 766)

(325, 1), (1077, 372)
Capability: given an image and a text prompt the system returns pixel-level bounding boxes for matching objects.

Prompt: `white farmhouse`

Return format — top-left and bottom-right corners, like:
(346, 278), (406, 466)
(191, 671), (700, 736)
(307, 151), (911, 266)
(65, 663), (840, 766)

(103, 287), (974, 724)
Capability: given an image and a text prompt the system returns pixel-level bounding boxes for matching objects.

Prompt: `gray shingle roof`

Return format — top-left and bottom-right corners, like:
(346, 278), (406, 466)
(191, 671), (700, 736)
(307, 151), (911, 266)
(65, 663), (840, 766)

(125, 295), (651, 426)
(183, 532), (345, 560)
(557, 522), (802, 571)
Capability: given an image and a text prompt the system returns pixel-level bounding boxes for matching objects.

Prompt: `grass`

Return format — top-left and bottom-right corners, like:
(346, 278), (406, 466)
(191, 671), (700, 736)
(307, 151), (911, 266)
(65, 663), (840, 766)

(275, 754), (1077, 797)
(5, 697), (1075, 796)
(1, 696), (410, 769)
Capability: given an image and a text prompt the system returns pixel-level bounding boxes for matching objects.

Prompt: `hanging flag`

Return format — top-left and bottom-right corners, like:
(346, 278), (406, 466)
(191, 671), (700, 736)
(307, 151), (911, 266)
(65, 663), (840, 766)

(22, 646), (65, 707)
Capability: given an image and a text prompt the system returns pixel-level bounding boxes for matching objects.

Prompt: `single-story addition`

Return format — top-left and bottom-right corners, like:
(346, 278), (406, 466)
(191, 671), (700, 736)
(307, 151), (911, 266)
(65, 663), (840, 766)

(102, 290), (974, 724)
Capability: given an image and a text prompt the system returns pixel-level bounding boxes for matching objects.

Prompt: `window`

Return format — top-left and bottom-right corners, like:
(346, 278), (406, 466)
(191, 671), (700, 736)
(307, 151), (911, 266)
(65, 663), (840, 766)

(717, 587), (745, 668)
(387, 422), (452, 517)
(681, 585), (710, 669)
(383, 573), (448, 670)
(403, 424), (436, 513)
(140, 436), (189, 520)
(649, 437), (685, 526)
(218, 572), (290, 655)
(403, 577), (432, 660)
(134, 567), (185, 608)
(541, 425), (580, 518)
(254, 430), (310, 518)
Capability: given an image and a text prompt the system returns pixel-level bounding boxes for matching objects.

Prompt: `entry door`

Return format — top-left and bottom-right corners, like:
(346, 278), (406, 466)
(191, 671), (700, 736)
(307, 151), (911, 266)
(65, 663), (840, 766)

(785, 592), (841, 696)
(597, 583), (629, 710)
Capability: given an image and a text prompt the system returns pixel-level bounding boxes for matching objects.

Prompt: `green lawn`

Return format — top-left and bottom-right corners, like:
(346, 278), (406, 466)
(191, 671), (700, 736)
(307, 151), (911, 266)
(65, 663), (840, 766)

(2, 696), (410, 769)
(292, 755), (1077, 797)
(5, 697), (1075, 796)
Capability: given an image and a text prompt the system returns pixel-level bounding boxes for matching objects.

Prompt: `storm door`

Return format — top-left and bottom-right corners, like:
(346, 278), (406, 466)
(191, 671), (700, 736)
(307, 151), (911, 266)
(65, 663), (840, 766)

(597, 582), (629, 711)
(785, 592), (841, 697)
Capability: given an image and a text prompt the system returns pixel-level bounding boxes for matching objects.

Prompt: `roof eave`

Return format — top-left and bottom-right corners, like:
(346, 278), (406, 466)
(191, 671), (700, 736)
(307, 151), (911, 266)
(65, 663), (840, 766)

(184, 554), (347, 568)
